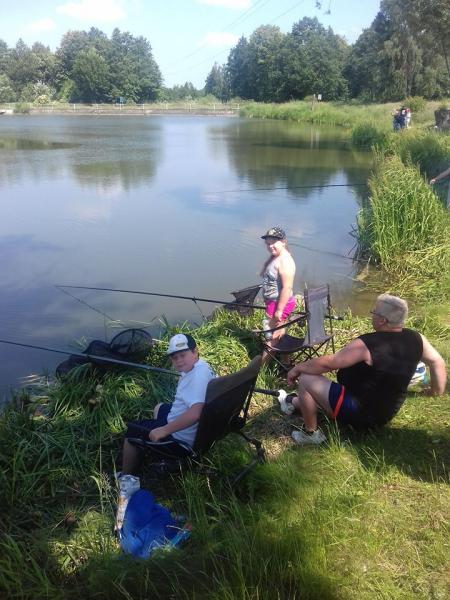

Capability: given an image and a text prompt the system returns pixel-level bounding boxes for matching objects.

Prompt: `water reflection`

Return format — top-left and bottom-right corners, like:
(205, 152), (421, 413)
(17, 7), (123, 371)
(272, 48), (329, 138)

(72, 159), (157, 192)
(211, 120), (371, 200)
(0, 115), (162, 192)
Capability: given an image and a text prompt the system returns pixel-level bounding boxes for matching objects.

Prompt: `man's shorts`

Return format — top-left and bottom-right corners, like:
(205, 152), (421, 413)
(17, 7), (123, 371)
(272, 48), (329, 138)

(328, 383), (372, 428)
(125, 403), (191, 457)
(265, 296), (296, 320)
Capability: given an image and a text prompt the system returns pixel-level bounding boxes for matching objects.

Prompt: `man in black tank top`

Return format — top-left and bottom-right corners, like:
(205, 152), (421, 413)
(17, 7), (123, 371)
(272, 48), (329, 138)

(285, 294), (446, 445)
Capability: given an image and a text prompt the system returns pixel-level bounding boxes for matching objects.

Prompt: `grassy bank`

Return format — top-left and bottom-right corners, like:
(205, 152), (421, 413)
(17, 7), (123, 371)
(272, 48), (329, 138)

(0, 306), (449, 599)
(355, 154), (450, 303)
(239, 99), (446, 130)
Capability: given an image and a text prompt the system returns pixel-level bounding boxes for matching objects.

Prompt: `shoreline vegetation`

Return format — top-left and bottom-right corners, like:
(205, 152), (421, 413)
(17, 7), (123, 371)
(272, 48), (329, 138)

(1, 101), (449, 599)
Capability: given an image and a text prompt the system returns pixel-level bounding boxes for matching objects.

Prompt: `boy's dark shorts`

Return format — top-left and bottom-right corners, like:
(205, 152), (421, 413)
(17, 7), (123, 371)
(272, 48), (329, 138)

(125, 403), (191, 457)
(328, 383), (374, 429)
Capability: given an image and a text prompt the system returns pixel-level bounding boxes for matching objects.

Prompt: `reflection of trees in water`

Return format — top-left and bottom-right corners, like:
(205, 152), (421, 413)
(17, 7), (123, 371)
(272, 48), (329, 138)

(0, 120), (163, 192)
(72, 159), (157, 192)
(0, 138), (76, 150)
(214, 120), (373, 200)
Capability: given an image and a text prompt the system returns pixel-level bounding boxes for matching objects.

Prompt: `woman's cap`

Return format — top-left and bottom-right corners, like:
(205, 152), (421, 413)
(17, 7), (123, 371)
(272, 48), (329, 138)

(166, 333), (197, 355)
(261, 227), (286, 240)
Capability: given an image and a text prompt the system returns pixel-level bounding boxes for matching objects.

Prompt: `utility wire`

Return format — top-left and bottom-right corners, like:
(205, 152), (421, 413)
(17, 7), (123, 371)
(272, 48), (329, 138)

(164, 0), (272, 68)
(207, 182), (368, 193)
(270, 0), (307, 24)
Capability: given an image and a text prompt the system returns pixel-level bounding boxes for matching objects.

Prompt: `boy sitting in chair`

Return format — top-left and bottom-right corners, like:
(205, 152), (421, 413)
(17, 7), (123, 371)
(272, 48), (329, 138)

(121, 333), (215, 476)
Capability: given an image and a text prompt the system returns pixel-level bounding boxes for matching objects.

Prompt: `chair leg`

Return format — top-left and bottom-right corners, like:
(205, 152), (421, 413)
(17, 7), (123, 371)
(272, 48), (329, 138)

(228, 431), (266, 487)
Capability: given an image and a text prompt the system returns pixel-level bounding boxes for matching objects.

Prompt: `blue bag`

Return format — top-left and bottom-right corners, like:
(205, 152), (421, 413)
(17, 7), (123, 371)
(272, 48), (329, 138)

(119, 489), (191, 558)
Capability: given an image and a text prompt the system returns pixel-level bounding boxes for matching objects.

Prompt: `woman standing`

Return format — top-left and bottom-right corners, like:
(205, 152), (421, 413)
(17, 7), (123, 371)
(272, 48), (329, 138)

(260, 227), (296, 345)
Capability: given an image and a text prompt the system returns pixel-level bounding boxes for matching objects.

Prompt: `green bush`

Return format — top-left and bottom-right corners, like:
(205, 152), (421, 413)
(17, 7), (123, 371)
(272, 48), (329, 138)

(403, 96), (426, 112)
(389, 130), (450, 179)
(13, 103), (30, 114)
(356, 154), (450, 300)
(351, 122), (390, 149)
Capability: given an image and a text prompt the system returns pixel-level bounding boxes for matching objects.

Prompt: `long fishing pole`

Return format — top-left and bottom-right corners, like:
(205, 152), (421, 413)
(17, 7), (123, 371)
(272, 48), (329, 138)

(0, 338), (298, 400)
(0, 339), (176, 376)
(55, 285), (267, 311)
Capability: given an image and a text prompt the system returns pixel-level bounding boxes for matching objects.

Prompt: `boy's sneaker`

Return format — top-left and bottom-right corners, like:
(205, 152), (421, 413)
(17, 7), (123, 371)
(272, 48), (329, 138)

(291, 428), (326, 446)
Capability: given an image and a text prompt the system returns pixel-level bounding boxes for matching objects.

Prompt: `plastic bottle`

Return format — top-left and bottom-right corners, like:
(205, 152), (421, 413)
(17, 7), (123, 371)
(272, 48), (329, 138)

(115, 474), (140, 531)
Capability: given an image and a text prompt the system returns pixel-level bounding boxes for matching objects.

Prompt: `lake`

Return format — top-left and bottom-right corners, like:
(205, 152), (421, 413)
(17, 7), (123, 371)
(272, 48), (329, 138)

(0, 114), (372, 400)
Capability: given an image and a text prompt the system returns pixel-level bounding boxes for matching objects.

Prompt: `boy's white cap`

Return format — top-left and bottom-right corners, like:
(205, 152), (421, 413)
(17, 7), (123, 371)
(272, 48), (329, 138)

(166, 333), (197, 355)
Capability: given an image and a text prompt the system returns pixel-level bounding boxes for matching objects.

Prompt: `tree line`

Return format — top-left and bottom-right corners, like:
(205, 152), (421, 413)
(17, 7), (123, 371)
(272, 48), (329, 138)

(206, 0), (450, 102)
(0, 0), (448, 105)
(0, 28), (162, 104)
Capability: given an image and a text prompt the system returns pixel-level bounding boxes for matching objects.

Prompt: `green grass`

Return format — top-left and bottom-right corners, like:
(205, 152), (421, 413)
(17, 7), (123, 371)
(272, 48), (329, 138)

(239, 99), (448, 131)
(0, 307), (448, 599)
(355, 153), (450, 303)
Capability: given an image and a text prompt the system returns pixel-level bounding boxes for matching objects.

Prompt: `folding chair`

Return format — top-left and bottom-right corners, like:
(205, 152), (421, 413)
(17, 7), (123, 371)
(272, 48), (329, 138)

(259, 285), (336, 372)
(127, 355), (265, 485)
(224, 284), (262, 316)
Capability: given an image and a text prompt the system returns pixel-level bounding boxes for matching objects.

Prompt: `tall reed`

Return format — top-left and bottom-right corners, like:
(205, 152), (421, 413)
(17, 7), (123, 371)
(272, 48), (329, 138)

(356, 154), (450, 300)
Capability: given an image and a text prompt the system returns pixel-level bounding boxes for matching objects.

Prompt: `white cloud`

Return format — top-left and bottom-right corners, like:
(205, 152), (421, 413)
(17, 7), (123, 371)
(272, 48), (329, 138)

(201, 32), (239, 46)
(26, 18), (56, 33)
(197, 0), (252, 9)
(56, 0), (126, 22)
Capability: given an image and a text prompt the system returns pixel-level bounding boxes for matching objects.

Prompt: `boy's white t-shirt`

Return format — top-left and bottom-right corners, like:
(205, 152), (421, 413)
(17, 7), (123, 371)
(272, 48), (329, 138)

(167, 358), (215, 446)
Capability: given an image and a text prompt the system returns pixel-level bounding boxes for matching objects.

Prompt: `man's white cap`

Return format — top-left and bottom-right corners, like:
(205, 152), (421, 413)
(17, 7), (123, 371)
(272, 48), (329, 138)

(166, 333), (197, 355)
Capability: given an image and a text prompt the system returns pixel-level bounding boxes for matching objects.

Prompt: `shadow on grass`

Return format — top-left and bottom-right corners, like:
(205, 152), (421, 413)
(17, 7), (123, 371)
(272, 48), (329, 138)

(247, 391), (449, 485)
(342, 423), (449, 483)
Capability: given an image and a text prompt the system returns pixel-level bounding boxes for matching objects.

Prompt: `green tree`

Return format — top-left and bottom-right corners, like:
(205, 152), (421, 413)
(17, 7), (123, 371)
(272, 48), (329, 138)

(6, 39), (41, 95)
(71, 48), (110, 102)
(281, 17), (348, 101)
(108, 29), (161, 102)
(204, 63), (229, 101)
(227, 36), (252, 99)
(400, 0), (450, 80)
(31, 42), (57, 85)
(346, 1), (450, 100)
(246, 25), (285, 102)
(0, 73), (15, 102)
(55, 30), (90, 79)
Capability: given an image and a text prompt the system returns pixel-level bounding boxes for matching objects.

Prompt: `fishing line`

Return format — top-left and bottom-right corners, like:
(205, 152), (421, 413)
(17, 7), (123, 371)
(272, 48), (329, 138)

(57, 285), (117, 323)
(208, 182), (368, 194)
(289, 241), (363, 262)
(55, 285), (161, 334)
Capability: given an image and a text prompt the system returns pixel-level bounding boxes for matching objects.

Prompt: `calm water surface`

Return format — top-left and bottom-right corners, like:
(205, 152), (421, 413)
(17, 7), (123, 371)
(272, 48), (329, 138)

(0, 115), (372, 399)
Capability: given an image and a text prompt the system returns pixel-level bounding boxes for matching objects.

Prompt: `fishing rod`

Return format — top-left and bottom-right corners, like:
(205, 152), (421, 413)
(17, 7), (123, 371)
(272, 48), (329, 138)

(55, 285), (267, 311)
(0, 338), (298, 403)
(0, 339), (176, 376)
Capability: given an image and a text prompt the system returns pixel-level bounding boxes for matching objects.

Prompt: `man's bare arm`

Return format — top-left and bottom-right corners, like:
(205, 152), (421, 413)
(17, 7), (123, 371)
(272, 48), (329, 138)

(287, 338), (370, 385)
(421, 334), (447, 395)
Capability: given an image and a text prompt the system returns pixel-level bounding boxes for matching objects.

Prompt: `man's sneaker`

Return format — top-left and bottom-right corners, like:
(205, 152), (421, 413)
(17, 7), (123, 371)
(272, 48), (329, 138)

(291, 428), (326, 446)
(278, 391), (296, 416)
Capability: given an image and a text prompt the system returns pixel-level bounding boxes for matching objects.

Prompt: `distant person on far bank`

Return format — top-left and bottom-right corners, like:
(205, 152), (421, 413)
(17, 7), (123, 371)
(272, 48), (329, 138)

(284, 293), (446, 446)
(260, 227), (296, 347)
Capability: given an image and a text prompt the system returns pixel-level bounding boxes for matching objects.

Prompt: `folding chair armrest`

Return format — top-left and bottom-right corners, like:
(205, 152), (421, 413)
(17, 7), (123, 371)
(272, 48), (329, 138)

(127, 436), (195, 456)
(252, 312), (307, 335)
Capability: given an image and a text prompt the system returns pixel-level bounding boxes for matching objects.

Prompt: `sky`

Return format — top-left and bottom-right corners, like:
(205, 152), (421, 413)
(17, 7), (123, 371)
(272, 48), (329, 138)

(0, 0), (382, 88)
